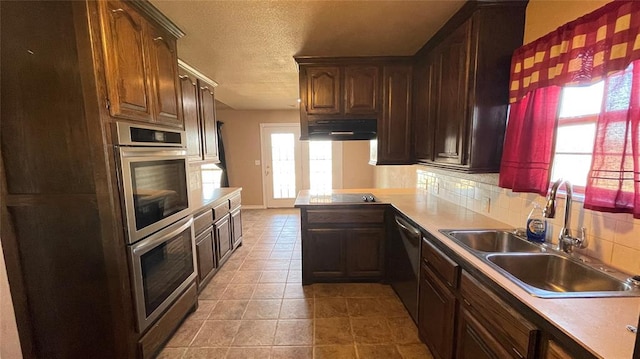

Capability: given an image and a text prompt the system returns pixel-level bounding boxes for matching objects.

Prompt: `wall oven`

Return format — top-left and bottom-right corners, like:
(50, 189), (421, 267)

(129, 215), (196, 332)
(115, 122), (191, 244)
(115, 122), (197, 332)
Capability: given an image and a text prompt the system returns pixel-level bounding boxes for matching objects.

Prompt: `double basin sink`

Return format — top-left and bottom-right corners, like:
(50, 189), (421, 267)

(439, 229), (640, 298)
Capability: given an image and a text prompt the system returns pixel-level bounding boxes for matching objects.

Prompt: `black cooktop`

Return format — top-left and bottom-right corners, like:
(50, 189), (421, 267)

(308, 193), (378, 204)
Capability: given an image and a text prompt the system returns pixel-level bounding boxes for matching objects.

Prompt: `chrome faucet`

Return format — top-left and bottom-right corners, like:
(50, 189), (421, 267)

(543, 179), (587, 253)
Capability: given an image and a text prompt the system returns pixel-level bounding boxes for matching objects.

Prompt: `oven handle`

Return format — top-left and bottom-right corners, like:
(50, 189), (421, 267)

(131, 216), (194, 256)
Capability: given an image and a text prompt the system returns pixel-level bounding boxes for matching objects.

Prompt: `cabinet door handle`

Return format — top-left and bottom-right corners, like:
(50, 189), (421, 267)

(153, 36), (164, 42)
(110, 8), (142, 31)
(178, 75), (189, 80)
(463, 298), (471, 307)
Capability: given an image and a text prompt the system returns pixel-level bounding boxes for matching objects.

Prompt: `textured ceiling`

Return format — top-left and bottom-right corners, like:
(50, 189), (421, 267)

(152, 0), (466, 110)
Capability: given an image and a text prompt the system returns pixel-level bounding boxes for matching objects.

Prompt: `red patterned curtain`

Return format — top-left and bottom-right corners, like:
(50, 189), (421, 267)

(584, 61), (640, 218)
(500, 1), (640, 200)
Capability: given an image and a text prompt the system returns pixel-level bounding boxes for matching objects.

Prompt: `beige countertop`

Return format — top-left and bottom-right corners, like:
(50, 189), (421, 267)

(296, 188), (640, 359)
(190, 186), (242, 213)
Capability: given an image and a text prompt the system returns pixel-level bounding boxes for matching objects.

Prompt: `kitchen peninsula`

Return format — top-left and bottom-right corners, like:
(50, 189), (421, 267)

(295, 188), (640, 359)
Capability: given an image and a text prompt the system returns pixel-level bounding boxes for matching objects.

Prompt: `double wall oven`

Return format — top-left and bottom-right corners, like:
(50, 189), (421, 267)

(115, 122), (196, 332)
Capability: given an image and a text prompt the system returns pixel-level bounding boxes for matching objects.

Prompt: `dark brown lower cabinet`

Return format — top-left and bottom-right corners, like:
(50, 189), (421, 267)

(418, 265), (456, 359)
(215, 214), (233, 265)
(457, 307), (512, 359)
(346, 228), (385, 277)
(231, 207), (243, 249)
(544, 340), (575, 359)
(195, 227), (216, 288)
(302, 212), (386, 284)
(307, 228), (347, 279)
(459, 271), (539, 359)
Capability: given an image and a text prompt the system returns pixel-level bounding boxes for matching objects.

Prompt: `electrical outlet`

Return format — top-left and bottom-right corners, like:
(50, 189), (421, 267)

(255, 160), (261, 166)
(482, 197), (491, 213)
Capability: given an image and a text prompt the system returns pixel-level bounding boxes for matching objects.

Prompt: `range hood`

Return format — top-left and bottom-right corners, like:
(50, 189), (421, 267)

(307, 118), (377, 141)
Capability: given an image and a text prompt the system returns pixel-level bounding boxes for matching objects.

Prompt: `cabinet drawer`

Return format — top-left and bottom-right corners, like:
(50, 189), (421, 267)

(307, 208), (384, 224)
(213, 201), (230, 221)
(229, 194), (241, 211)
(421, 238), (459, 289)
(193, 210), (214, 235)
(460, 271), (538, 358)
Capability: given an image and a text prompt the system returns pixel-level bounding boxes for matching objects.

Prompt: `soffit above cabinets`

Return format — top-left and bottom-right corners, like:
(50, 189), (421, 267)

(150, 0), (465, 110)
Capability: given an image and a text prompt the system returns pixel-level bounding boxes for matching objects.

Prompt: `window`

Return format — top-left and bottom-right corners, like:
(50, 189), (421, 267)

(550, 64), (633, 190)
(308, 141), (332, 193)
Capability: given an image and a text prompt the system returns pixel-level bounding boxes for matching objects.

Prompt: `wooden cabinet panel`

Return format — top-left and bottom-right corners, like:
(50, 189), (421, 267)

(147, 26), (181, 128)
(306, 208), (385, 224)
(460, 271), (538, 358)
(307, 229), (347, 279)
(306, 67), (341, 115)
(419, 265), (456, 359)
(199, 82), (219, 161)
(377, 64), (412, 164)
(413, 2), (526, 172)
(193, 209), (214, 235)
(215, 214), (232, 265)
(345, 66), (379, 114)
(457, 307), (512, 359)
(179, 69), (203, 160)
(433, 19), (471, 165)
(414, 55), (438, 162)
(346, 228), (385, 277)
(421, 238), (459, 289)
(231, 208), (243, 249)
(100, 0), (153, 122)
(545, 340), (575, 359)
(195, 228), (215, 287)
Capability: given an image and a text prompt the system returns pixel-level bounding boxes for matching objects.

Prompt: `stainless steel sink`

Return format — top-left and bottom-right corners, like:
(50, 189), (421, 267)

(442, 230), (543, 253)
(486, 253), (639, 297)
(438, 229), (640, 298)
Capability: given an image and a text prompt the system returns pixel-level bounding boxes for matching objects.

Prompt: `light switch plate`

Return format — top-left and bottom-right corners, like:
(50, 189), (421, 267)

(255, 160), (261, 166)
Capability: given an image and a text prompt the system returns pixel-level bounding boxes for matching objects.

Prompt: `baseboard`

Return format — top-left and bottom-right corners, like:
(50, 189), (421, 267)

(242, 204), (266, 209)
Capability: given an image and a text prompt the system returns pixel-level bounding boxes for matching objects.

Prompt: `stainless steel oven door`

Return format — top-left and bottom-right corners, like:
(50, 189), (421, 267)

(118, 146), (190, 244)
(129, 216), (196, 333)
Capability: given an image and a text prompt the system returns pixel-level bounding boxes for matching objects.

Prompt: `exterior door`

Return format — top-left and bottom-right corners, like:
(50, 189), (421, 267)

(261, 124), (302, 208)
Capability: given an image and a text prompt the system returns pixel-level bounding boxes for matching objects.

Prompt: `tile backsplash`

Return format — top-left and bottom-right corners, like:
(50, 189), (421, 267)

(375, 165), (640, 275)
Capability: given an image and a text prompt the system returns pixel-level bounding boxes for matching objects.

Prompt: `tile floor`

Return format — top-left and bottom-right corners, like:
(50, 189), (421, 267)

(158, 208), (434, 359)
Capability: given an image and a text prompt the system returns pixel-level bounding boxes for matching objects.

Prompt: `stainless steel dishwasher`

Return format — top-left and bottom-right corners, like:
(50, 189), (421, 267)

(389, 215), (421, 323)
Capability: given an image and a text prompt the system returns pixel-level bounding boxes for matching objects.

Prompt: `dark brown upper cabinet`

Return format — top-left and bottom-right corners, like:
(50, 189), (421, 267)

(200, 83), (219, 161)
(295, 57), (411, 164)
(99, 0), (183, 129)
(306, 66), (341, 115)
(371, 63), (412, 165)
(295, 58), (387, 139)
(345, 66), (379, 115)
(413, 1), (527, 172)
(179, 69), (203, 160)
(179, 61), (220, 163)
(147, 25), (182, 127)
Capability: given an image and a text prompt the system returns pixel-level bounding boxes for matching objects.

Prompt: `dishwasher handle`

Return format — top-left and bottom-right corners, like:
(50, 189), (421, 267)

(395, 216), (421, 239)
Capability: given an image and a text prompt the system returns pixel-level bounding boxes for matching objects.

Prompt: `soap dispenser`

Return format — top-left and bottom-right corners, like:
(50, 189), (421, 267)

(526, 203), (547, 243)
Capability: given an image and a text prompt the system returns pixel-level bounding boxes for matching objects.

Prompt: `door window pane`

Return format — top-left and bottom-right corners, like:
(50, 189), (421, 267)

(271, 133), (296, 199)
